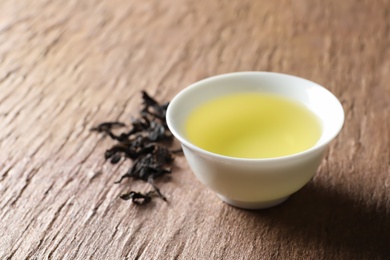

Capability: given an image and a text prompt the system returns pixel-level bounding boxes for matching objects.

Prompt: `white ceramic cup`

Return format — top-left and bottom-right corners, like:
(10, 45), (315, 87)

(166, 72), (344, 209)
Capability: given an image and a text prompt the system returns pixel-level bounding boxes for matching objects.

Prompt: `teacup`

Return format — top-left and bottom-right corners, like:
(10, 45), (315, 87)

(166, 72), (344, 209)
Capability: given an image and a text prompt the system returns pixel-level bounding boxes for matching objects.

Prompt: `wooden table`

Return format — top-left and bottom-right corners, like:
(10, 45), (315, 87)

(1, 0), (389, 259)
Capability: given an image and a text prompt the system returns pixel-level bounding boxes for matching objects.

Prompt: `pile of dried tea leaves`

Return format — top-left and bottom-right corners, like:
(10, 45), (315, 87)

(90, 91), (181, 205)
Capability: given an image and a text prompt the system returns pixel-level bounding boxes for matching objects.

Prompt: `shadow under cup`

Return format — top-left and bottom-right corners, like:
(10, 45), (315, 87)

(167, 72), (344, 209)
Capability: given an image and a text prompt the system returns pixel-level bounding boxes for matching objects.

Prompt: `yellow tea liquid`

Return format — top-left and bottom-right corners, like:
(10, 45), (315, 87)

(185, 93), (322, 158)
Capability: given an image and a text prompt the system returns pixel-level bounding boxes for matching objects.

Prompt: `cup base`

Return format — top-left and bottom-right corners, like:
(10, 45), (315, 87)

(217, 195), (289, 210)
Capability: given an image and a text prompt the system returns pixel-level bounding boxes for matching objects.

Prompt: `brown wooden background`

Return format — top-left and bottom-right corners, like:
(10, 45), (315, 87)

(1, 0), (389, 259)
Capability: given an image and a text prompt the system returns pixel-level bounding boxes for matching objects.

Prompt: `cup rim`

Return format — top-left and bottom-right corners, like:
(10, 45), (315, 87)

(166, 71), (345, 162)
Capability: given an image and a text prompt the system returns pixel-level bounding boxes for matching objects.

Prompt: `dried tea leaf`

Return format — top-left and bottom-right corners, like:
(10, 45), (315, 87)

(90, 91), (180, 206)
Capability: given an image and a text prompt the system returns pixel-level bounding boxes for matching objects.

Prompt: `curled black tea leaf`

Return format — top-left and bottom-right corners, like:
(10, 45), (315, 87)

(119, 191), (153, 205)
(90, 91), (180, 206)
(90, 121), (126, 132)
(110, 153), (121, 164)
(119, 188), (166, 205)
(141, 91), (168, 119)
(114, 150), (172, 184)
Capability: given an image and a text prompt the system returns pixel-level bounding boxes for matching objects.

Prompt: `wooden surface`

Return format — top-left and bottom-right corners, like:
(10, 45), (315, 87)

(1, 0), (389, 259)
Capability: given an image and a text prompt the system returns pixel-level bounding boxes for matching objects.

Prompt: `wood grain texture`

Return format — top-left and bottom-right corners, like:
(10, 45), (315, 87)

(1, 0), (389, 259)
